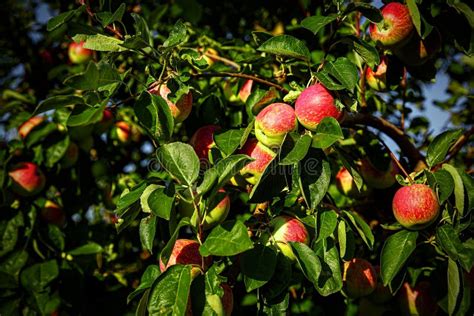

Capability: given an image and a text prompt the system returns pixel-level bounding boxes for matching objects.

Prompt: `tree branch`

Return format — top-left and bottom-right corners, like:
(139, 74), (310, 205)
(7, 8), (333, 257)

(341, 112), (427, 171)
(443, 126), (474, 164)
(192, 72), (289, 93)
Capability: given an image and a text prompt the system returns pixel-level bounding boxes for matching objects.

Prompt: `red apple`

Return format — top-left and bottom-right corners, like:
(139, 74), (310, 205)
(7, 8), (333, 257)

(270, 215), (309, 260)
(359, 158), (398, 189)
(343, 258), (377, 298)
(369, 3), (414, 47)
(394, 29), (442, 66)
(398, 281), (438, 316)
(238, 79), (253, 103)
(60, 142), (79, 169)
(114, 121), (131, 143)
(335, 167), (370, 198)
(392, 184), (440, 230)
(223, 79), (253, 104)
(150, 84), (193, 123)
(94, 108), (114, 134)
(8, 162), (46, 197)
(41, 200), (66, 227)
(254, 103), (297, 148)
(159, 239), (211, 277)
(18, 116), (45, 139)
(239, 138), (276, 185)
(189, 125), (221, 166)
(221, 283), (234, 316)
(366, 56), (388, 91)
(295, 83), (342, 131)
(68, 41), (93, 64)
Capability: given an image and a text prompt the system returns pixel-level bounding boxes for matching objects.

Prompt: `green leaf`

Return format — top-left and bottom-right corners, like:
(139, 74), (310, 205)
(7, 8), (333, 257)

(279, 134), (312, 165)
(301, 15), (337, 35)
(317, 210), (338, 242)
(45, 134), (70, 168)
(148, 265), (192, 316)
(344, 2), (382, 22)
(211, 154), (253, 193)
(96, 3), (126, 27)
(131, 13), (152, 46)
(298, 148), (331, 210)
(140, 184), (175, 220)
(427, 129), (463, 167)
(240, 244), (277, 292)
(337, 149), (364, 191)
(258, 35), (311, 62)
(68, 242), (103, 255)
(290, 242), (322, 285)
(67, 104), (104, 127)
(380, 230), (418, 286)
(157, 142), (200, 186)
(64, 61), (121, 93)
(47, 7), (83, 31)
(20, 260), (58, 292)
(140, 215), (157, 253)
(351, 37), (380, 68)
(436, 225), (471, 271)
(313, 238), (343, 296)
(0, 212), (24, 257)
(433, 169), (454, 203)
(134, 91), (174, 143)
(115, 182), (147, 215)
(311, 117), (344, 149)
(163, 20), (187, 48)
(443, 164), (465, 216)
(240, 120), (254, 147)
(200, 220), (253, 257)
(447, 258), (462, 315)
(342, 211), (374, 250)
(460, 172), (474, 212)
(128, 265), (161, 303)
(0, 250), (28, 288)
(214, 129), (245, 157)
(315, 57), (359, 91)
(73, 34), (125, 52)
(337, 220), (347, 259)
(47, 225), (65, 251)
(406, 0), (422, 37)
(261, 252), (293, 300)
(34, 95), (83, 115)
(25, 122), (57, 148)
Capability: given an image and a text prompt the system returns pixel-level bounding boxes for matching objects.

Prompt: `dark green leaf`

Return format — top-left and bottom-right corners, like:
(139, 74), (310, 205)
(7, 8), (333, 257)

(406, 0), (422, 37)
(433, 169), (454, 203)
(96, 3), (126, 27)
(317, 210), (338, 242)
(0, 250), (28, 288)
(47, 7), (82, 31)
(128, 265), (161, 303)
(311, 117), (344, 149)
(68, 242), (103, 255)
(290, 242), (322, 285)
(211, 154), (253, 193)
(47, 225), (65, 251)
(45, 134), (70, 168)
(262, 252), (293, 300)
(342, 211), (374, 250)
(0, 212), (24, 257)
(313, 238), (343, 296)
(258, 35), (311, 62)
(279, 134), (312, 165)
(426, 130), (463, 167)
(67, 104), (104, 127)
(200, 220), (253, 257)
(157, 142), (200, 186)
(380, 230), (418, 286)
(159, 218), (191, 267)
(344, 2), (382, 22)
(20, 260), (58, 292)
(34, 95), (83, 115)
(140, 215), (157, 253)
(337, 149), (364, 191)
(460, 172), (474, 212)
(352, 37), (380, 68)
(116, 182), (147, 215)
(298, 148), (331, 210)
(301, 15), (337, 35)
(64, 61), (121, 93)
(240, 244), (277, 292)
(315, 57), (359, 91)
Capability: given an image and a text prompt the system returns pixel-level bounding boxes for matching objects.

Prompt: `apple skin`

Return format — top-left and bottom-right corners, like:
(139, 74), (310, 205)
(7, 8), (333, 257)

(270, 215), (309, 261)
(295, 83), (342, 131)
(359, 158), (398, 189)
(68, 41), (93, 64)
(366, 57), (388, 91)
(238, 79), (253, 103)
(239, 138), (276, 185)
(159, 239), (211, 278)
(254, 103), (297, 148)
(335, 167), (370, 198)
(369, 3), (414, 48)
(343, 258), (377, 299)
(394, 29), (442, 66)
(41, 200), (66, 227)
(189, 125), (221, 166)
(150, 84), (193, 123)
(18, 116), (45, 139)
(398, 281), (438, 316)
(392, 184), (440, 230)
(178, 189), (231, 230)
(223, 79), (253, 104)
(8, 162), (46, 197)
(94, 108), (114, 134)
(60, 142), (79, 169)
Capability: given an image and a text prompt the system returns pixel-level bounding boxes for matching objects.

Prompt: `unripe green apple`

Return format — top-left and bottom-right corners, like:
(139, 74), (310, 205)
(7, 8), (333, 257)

(18, 116), (45, 139)
(398, 281), (438, 316)
(149, 84), (193, 123)
(270, 215), (309, 261)
(392, 184), (440, 230)
(8, 162), (46, 197)
(159, 239), (211, 278)
(189, 125), (221, 166)
(335, 167), (370, 198)
(41, 200), (66, 227)
(394, 29), (442, 66)
(359, 158), (398, 189)
(369, 3), (414, 47)
(295, 83), (342, 131)
(60, 142), (79, 169)
(94, 108), (114, 134)
(68, 41), (93, 64)
(254, 103), (297, 148)
(239, 138), (276, 185)
(343, 258), (377, 298)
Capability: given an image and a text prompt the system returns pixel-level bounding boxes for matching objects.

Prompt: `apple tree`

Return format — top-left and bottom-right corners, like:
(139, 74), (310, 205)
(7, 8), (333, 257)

(0, 0), (473, 315)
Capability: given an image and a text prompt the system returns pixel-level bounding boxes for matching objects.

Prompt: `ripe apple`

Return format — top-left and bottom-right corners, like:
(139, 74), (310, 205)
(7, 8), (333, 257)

(392, 184), (440, 230)
(394, 29), (442, 66)
(368, 266), (393, 304)
(113, 121), (131, 143)
(359, 158), (398, 189)
(270, 215), (309, 260)
(18, 116), (45, 139)
(94, 108), (114, 134)
(295, 83), (342, 131)
(60, 142), (79, 169)
(398, 281), (438, 316)
(8, 162), (46, 197)
(369, 3), (414, 47)
(223, 79), (253, 104)
(149, 84), (193, 123)
(343, 258), (377, 298)
(254, 102), (297, 148)
(68, 41), (93, 64)
(238, 79), (253, 103)
(335, 167), (370, 198)
(159, 239), (211, 277)
(189, 125), (221, 166)
(178, 189), (231, 230)
(41, 200), (66, 227)
(239, 138), (276, 185)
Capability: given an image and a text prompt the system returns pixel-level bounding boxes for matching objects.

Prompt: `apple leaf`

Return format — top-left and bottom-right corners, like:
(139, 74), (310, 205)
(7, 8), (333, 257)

(342, 211), (374, 250)
(44, 134), (70, 168)
(316, 210), (338, 243)
(73, 34), (125, 52)
(426, 129), (463, 167)
(443, 164), (465, 216)
(344, 3), (382, 23)
(313, 237), (343, 296)
(47, 6), (84, 31)
(261, 253), (293, 300)
(139, 215), (157, 254)
(67, 104), (105, 127)
(298, 148), (331, 210)
(127, 265), (161, 303)
(214, 129), (245, 157)
(115, 182), (147, 215)
(157, 142), (200, 186)
(258, 35), (311, 62)
(290, 242), (322, 285)
(96, 3), (126, 28)
(460, 172), (474, 212)
(64, 61), (121, 93)
(34, 95), (83, 115)
(159, 218), (191, 267)
(20, 260), (59, 292)
(135, 91), (174, 143)
(301, 15), (337, 35)
(199, 220), (253, 257)
(352, 37), (380, 69)
(163, 20), (187, 48)
(279, 134), (312, 165)
(240, 244), (277, 292)
(140, 184), (175, 220)
(68, 242), (103, 256)
(406, 0), (422, 37)
(315, 57), (359, 91)
(436, 225), (466, 266)
(447, 258), (462, 315)
(311, 117), (344, 149)
(432, 169), (454, 203)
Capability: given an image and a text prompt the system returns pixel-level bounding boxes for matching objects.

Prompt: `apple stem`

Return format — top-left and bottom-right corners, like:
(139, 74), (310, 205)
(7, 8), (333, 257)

(390, 151), (414, 184)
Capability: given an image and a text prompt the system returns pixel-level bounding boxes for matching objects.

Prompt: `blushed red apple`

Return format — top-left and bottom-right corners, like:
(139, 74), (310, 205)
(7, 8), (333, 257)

(295, 83), (342, 131)
(239, 138), (276, 185)
(150, 84), (193, 123)
(9, 162), (46, 197)
(95, 108), (114, 134)
(398, 281), (438, 316)
(41, 200), (66, 227)
(68, 41), (93, 64)
(18, 116), (45, 139)
(270, 215), (309, 260)
(223, 79), (253, 104)
(335, 167), (370, 198)
(254, 102), (297, 148)
(159, 239), (211, 277)
(392, 184), (440, 230)
(369, 3), (414, 47)
(343, 258), (377, 298)
(189, 125), (221, 166)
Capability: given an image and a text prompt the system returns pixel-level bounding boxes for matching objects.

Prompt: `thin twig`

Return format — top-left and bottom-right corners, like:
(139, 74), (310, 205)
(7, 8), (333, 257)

(204, 52), (240, 70)
(442, 126), (474, 164)
(192, 72), (289, 93)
